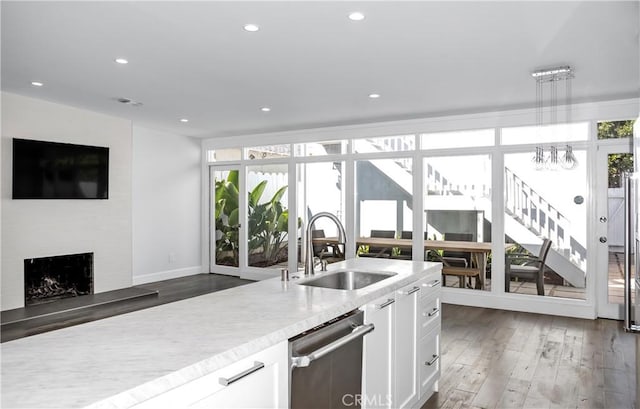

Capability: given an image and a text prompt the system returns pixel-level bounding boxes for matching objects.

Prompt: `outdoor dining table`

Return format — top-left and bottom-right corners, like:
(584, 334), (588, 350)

(313, 236), (498, 290)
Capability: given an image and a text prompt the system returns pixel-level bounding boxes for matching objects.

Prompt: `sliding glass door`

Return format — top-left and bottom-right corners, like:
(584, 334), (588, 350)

(424, 154), (492, 290)
(210, 165), (241, 276)
(246, 163), (291, 269)
(503, 150), (588, 299)
(596, 144), (633, 318)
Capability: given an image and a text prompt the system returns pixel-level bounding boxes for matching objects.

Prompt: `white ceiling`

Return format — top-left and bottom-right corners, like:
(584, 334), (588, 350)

(2, 1), (639, 138)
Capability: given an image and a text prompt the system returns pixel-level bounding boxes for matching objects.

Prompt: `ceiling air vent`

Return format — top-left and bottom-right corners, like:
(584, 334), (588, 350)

(116, 97), (143, 107)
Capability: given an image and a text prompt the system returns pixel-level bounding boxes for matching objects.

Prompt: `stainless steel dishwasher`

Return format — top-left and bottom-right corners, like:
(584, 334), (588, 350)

(289, 309), (374, 409)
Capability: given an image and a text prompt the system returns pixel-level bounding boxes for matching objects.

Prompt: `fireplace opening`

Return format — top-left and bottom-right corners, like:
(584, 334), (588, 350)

(24, 253), (94, 306)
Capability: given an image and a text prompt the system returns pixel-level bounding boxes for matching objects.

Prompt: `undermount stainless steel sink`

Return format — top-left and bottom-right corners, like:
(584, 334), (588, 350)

(297, 270), (396, 290)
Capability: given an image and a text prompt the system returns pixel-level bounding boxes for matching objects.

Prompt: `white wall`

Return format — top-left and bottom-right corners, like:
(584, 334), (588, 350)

(1, 93), (133, 310)
(132, 126), (202, 284)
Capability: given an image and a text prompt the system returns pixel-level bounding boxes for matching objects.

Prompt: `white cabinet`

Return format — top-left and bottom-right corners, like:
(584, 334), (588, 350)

(362, 294), (396, 409)
(419, 327), (440, 397)
(128, 271), (440, 409)
(418, 291), (440, 339)
(130, 341), (288, 409)
(394, 282), (421, 409)
(417, 276), (441, 407)
(361, 273), (441, 409)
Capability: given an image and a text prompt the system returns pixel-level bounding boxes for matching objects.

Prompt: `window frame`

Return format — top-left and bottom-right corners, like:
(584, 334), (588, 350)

(201, 98), (639, 318)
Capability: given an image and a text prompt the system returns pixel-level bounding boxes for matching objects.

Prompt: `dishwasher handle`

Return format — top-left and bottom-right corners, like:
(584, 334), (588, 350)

(291, 323), (375, 368)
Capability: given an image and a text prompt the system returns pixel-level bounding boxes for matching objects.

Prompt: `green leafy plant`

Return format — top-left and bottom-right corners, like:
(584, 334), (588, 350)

(598, 120), (635, 187)
(247, 181), (293, 266)
(505, 242), (532, 266)
(214, 170), (299, 267)
(214, 171), (240, 266)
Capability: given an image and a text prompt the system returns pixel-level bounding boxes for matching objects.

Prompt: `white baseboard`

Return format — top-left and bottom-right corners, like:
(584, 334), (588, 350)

(132, 266), (203, 285)
(441, 287), (596, 319)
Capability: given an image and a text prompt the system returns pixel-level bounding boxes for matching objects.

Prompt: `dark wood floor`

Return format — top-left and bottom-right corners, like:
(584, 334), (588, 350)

(424, 305), (636, 409)
(1, 274), (251, 342)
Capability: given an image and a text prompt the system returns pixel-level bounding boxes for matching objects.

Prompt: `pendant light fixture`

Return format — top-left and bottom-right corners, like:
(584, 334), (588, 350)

(530, 65), (577, 170)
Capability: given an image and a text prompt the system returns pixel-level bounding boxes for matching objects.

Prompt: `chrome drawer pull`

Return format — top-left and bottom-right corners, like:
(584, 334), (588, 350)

(219, 361), (265, 386)
(404, 286), (420, 295)
(423, 279), (441, 288)
(427, 307), (440, 317)
(426, 354), (440, 366)
(376, 299), (395, 310)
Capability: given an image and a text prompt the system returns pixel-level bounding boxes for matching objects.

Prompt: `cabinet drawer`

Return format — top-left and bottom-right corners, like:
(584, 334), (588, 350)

(130, 341), (287, 409)
(130, 368), (225, 408)
(190, 358), (282, 409)
(419, 292), (440, 339)
(418, 327), (440, 397)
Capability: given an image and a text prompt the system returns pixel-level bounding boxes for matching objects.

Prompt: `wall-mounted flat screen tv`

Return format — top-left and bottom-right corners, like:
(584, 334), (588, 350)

(12, 138), (109, 199)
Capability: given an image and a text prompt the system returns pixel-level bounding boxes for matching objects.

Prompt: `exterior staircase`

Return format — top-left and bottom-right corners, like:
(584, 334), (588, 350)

(503, 167), (585, 288)
(356, 136), (587, 288)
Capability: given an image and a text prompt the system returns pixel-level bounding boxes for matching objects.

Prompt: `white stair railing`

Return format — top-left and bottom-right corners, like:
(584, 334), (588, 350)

(504, 167), (585, 268)
(355, 138), (587, 270)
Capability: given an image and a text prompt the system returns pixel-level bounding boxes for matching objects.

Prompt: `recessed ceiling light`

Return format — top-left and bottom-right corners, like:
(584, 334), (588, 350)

(31, 81), (44, 87)
(261, 107), (271, 112)
(114, 58), (129, 64)
(368, 93), (381, 99)
(348, 12), (365, 21)
(180, 118), (189, 123)
(244, 24), (260, 32)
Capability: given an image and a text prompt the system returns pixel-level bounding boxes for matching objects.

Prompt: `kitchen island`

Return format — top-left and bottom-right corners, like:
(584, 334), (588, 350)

(1, 258), (441, 408)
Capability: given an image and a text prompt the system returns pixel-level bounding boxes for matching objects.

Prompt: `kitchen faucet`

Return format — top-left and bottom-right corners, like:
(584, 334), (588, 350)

(304, 212), (347, 276)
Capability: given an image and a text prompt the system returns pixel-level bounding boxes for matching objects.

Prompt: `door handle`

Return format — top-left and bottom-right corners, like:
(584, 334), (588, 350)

(375, 299), (395, 310)
(425, 354), (440, 366)
(402, 286), (420, 295)
(424, 307), (440, 317)
(599, 236), (607, 243)
(290, 324), (375, 368)
(423, 279), (441, 288)
(218, 361), (264, 386)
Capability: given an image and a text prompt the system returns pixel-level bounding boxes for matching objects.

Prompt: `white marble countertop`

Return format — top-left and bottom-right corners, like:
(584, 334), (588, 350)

(1, 258), (440, 409)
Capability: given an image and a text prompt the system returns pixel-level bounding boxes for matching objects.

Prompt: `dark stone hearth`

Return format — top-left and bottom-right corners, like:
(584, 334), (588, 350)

(24, 253), (93, 306)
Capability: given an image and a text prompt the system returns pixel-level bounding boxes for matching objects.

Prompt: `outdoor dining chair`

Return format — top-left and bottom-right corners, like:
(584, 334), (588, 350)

(504, 238), (552, 296)
(359, 229), (395, 258)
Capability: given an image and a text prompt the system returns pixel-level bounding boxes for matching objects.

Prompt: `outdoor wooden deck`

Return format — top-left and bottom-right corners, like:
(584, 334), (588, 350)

(444, 249), (631, 303)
